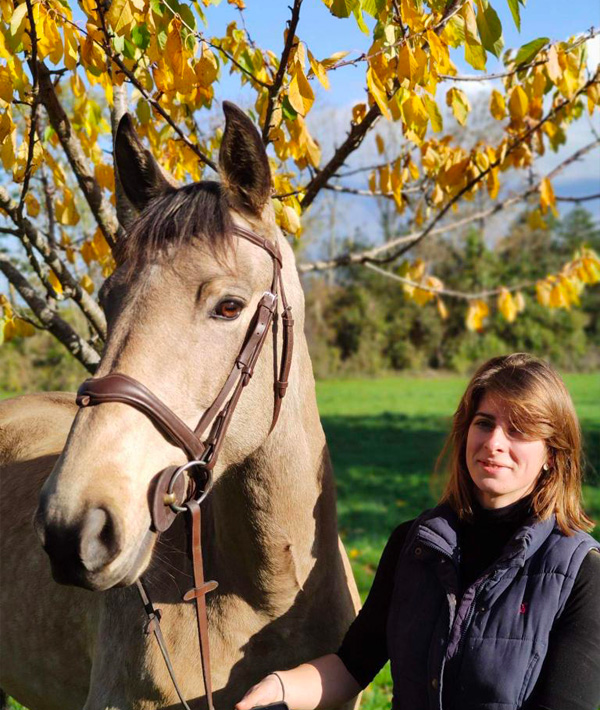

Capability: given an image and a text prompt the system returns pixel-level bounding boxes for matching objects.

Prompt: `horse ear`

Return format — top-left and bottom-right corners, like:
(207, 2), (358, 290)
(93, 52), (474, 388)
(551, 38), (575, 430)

(114, 114), (173, 212)
(219, 101), (272, 215)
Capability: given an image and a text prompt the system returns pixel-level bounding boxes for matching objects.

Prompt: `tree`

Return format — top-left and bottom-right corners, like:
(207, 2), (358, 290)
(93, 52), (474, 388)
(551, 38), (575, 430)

(1, 0), (599, 371)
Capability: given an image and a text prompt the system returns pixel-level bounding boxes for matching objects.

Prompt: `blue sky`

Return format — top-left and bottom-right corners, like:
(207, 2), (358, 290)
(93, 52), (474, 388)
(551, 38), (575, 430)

(201, 0), (600, 241)
(206, 0), (599, 103)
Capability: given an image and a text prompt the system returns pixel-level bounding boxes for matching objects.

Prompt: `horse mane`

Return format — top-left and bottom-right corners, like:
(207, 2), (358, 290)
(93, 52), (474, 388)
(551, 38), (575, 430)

(116, 181), (234, 269)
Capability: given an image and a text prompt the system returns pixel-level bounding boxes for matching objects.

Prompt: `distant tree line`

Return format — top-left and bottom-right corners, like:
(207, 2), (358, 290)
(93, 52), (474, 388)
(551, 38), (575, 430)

(303, 206), (600, 378)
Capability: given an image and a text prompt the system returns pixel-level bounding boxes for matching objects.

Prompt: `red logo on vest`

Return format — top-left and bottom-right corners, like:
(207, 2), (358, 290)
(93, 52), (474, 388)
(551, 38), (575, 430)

(519, 603), (528, 614)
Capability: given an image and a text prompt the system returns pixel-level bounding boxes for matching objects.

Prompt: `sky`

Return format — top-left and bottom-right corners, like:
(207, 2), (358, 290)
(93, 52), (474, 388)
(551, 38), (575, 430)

(198, 0), (600, 251)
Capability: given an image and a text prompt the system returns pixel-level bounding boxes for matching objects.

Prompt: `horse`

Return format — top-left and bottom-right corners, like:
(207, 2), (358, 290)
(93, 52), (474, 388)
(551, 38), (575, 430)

(0, 102), (360, 710)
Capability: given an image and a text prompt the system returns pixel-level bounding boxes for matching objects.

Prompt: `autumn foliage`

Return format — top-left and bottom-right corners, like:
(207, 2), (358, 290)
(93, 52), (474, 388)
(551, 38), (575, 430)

(0, 0), (599, 367)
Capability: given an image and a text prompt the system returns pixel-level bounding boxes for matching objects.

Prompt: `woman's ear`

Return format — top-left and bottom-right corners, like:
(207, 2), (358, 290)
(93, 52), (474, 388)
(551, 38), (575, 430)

(219, 101), (272, 215)
(114, 114), (174, 212)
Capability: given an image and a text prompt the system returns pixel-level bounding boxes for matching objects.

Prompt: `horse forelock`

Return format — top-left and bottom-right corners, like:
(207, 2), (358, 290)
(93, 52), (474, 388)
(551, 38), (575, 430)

(116, 181), (235, 272)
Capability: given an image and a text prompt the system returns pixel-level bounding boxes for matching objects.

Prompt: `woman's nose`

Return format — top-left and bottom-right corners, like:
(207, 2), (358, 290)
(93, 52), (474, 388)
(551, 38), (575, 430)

(484, 425), (508, 451)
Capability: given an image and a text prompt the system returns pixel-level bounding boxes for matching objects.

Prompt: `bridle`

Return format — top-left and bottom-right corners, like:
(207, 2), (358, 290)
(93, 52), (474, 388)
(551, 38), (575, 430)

(75, 225), (294, 710)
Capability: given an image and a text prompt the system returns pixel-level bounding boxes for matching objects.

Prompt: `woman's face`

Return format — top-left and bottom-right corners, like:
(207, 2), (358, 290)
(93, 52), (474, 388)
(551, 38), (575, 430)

(466, 393), (548, 509)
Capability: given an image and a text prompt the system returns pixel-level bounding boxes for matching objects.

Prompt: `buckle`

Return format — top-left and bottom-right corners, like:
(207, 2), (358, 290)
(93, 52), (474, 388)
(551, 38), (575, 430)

(260, 291), (277, 311)
(166, 460), (214, 513)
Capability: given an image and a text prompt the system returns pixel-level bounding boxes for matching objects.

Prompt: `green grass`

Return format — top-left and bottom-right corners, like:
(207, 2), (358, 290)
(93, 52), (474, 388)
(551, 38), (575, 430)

(2, 374), (598, 709)
(316, 373), (600, 709)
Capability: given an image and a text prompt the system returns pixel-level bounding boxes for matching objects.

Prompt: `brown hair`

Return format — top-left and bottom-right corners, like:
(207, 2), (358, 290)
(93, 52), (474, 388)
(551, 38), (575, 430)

(439, 353), (594, 535)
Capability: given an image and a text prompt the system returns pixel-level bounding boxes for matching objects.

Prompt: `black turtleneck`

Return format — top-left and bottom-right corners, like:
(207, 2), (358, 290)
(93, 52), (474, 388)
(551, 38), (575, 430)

(337, 500), (600, 710)
(458, 495), (535, 592)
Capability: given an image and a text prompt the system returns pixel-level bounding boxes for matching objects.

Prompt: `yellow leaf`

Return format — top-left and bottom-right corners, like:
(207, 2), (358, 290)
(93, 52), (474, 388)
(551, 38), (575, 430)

(446, 87), (470, 126)
(508, 85), (529, 120)
(92, 228), (111, 259)
(320, 50), (350, 69)
(401, 92), (428, 143)
(514, 292), (525, 312)
(80, 274), (95, 294)
(81, 240), (95, 265)
(422, 94), (442, 133)
(437, 297), (448, 320)
(462, 2), (486, 70)
(94, 163), (115, 192)
(407, 159), (419, 181)
(366, 66), (391, 120)
(280, 204), (301, 234)
(0, 65), (13, 105)
(55, 188), (80, 226)
(13, 138), (44, 182)
(426, 30), (450, 74)
(48, 270), (63, 295)
(166, 19), (196, 94)
(497, 289), (517, 322)
(195, 44), (219, 87)
(0, 108), (15, 143)
(397, 43), (418, 87)
(546, 45), (562, 84)
(63, 24), (80, 72)
(466, 299), (489, 331)
(25, 193), (40, 217)
(287, 65), (314, 116)
(352, 103), (367, 124)
(549, 282), (568, 309)
(539, 177), (557, 217)
(38, 10), (63, 65)
(0, 124), (16, 171)
(375, 134), (385, 155)
(14, 317), (35, 337)
(3, 317), (16, 342)
(308, 49), (330, 90)
(489, 90), (506, 120)
(536, 280), (551, 307)
(368, 170), (377, 193)
(400, 0), (424, 32)
(107, 0), (135, 36)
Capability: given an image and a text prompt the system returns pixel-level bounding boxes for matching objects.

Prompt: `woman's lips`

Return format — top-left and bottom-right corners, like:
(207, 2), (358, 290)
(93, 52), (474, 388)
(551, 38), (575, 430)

(477, 459), (511, 474)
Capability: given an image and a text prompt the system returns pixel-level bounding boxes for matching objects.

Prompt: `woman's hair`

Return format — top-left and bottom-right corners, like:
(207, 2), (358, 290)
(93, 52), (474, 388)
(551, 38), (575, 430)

(439, 353), (593, 535)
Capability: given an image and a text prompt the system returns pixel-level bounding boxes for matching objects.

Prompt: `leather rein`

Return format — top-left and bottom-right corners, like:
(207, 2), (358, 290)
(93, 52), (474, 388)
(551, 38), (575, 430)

(75, 225), (294, 710)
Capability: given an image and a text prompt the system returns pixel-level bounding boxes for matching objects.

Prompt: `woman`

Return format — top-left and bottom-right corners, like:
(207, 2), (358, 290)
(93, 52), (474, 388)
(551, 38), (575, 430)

(236, 354), (600, 710)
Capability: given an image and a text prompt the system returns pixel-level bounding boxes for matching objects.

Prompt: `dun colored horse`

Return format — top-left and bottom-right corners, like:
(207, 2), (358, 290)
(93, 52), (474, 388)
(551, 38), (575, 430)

(0, 103), (360, 710)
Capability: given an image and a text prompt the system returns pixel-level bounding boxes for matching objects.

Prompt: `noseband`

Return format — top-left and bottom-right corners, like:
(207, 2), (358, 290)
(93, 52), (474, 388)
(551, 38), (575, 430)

(75, 225), (294, 710)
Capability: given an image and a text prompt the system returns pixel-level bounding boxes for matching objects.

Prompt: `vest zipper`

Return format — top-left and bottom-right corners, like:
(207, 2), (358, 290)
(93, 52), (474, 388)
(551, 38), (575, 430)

(456, 572), (491, 655)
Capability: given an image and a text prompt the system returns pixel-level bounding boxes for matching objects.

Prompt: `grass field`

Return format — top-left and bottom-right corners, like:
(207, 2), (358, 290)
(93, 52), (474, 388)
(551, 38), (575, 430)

(3, 373), (599, 710)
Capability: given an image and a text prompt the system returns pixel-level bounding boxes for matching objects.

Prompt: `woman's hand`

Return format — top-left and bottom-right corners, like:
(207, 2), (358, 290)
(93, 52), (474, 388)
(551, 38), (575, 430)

(236, 673), (284, 710)
(235, 655), (361, 710)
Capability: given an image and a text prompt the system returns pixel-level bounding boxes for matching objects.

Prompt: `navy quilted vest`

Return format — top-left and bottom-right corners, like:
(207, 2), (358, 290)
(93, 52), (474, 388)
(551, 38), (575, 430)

(387, 504), (599, 710)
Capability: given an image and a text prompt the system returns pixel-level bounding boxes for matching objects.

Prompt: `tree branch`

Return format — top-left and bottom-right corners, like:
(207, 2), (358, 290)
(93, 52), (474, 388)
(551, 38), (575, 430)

(0, 186), (107, 340)
(300, 0), (466, 212)
(301, 104), (382, 210)
(18, 0), (40, 221)
(556, 193), (600, 202)
(323, 182), (422, 198)
(298, 138), (600, 273)
(262, 0), (304, 144)
(369, 72), (600, 266)
(363, 261), (535, 300)
(0, 253), (100, 372)
(37, 61), (122, 251)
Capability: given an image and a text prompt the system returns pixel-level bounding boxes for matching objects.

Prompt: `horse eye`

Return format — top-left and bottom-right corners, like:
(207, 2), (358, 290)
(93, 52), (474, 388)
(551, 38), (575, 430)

(213, 299), (243, 320)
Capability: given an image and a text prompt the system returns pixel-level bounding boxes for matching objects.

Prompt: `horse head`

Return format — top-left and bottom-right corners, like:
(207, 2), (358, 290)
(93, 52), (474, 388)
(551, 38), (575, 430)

(34, 103), (304, 592)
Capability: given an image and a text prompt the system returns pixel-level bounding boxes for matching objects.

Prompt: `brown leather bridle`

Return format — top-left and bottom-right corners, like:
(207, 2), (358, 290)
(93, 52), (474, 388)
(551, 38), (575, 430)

(75, 225), (294, 710)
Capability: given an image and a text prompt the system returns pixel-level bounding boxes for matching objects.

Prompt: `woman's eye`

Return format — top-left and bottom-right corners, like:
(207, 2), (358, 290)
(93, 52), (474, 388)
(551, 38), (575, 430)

(213, 299), (243, 320)
(475, 419), (492, 429)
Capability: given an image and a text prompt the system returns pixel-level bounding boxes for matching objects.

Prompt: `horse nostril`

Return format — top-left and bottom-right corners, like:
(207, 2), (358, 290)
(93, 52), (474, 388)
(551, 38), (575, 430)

(79, 507), (122, 573)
